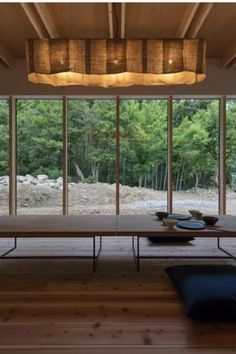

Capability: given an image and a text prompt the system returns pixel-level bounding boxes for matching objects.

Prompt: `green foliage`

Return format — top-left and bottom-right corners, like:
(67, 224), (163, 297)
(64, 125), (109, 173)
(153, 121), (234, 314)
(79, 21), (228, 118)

(0, 98), (236, 191)
(68, 99), (116, 183)
(173, 100), (219, 190)
(83, 176), (97, 184)
(0, 100), (9, 175)
(17, 100), (63, 178)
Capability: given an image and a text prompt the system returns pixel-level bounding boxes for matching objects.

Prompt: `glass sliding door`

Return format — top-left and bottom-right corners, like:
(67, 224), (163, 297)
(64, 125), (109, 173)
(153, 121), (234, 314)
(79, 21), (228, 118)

(173, 99), (219, 214)
(120, 99), (168, 214)
(68, 99), (116, 214)
(226, 99), (236, 215)
(17, 99), (63, 214)
(3, 95), (225, 216)
(0, 99), (9, 215)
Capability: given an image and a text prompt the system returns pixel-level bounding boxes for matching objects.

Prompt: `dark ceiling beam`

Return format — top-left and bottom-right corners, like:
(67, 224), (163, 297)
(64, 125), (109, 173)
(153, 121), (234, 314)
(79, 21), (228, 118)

(108, 3), (114, 38)
(0, 43), (14, 68)
(186, 3), (213, 38)
(21, 3), (49, 38)
(108, 3), (122, 39)
(34, 3), (59, 38)
(222, 41), (236, 68)
(121, 3), (126, 39)
(176, 3), (199, 38)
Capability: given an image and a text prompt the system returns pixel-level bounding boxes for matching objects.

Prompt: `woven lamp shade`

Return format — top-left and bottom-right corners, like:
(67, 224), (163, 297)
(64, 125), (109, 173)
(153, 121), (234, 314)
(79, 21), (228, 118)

(26, 38), (206, 87)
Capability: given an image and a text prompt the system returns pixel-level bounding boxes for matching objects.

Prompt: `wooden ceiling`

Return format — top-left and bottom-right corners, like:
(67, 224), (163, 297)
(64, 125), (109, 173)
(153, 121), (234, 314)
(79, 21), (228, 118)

(1, 2), (236, 69)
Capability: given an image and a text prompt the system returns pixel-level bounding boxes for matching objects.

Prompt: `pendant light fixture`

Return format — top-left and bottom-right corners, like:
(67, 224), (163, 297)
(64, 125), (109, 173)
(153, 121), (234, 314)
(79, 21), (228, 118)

(26, 38), (206, 87)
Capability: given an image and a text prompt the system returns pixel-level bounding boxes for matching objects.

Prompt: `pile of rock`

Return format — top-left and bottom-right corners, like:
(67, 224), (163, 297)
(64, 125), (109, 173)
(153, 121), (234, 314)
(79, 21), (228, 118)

(18, 174), (64, 189)
(0, 174), (64, 190)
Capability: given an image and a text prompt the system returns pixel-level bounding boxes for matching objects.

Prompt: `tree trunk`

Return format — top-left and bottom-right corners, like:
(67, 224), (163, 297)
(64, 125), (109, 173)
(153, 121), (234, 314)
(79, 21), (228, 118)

(175, 170), (180, 191)
(75, 163), (85, 181)
(195, 173), (199, 189)
(178, 167), (182, 191)
(155, 165), (158, 190)
(91, 161), (99, 182)
(85, 130), (88, 157)
(138, 175), (143, 187)
(214, 167), (219, 186)
(159, 166), (162, 190)
(163, 163), (167, 191)
(179, 167), (184, 190)
(96, 163), (99, 182)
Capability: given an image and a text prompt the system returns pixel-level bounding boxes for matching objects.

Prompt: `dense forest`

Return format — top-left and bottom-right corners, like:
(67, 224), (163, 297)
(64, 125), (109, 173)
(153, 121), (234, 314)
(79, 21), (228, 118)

(0, 98), (236, 191)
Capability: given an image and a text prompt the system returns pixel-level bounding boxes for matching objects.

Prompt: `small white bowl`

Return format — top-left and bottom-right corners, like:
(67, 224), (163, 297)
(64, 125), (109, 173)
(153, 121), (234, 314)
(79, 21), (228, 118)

(162, 218), (178, 229)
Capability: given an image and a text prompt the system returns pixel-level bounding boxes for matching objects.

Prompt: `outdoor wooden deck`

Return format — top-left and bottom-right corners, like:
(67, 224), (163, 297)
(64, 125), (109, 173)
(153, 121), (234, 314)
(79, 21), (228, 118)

(0, 236), (236, 353)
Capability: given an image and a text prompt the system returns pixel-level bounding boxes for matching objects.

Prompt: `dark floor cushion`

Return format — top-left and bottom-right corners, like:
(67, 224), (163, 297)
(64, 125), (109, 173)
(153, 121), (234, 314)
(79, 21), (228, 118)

(165, 265), (236, 320)
(148, 236), (194, 244)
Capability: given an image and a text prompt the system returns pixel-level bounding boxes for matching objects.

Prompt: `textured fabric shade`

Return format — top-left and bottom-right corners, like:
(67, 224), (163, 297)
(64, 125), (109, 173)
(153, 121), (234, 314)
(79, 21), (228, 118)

(26, 38), (206, 87)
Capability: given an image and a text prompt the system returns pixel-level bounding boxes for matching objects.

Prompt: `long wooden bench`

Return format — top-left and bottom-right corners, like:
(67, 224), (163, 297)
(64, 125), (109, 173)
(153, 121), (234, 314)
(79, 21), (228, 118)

(0, 215), (235, 271)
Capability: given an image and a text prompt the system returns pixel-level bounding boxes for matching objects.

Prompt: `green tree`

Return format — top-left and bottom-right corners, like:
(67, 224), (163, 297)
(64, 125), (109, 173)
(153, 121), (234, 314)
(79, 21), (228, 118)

(0, 100), (9, 176)
(17, 100), (62, 178)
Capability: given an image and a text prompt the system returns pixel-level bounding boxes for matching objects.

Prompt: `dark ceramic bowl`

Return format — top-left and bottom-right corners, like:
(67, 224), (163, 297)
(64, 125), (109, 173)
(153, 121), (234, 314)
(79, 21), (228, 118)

(201, 216), (219, 225)
(155, 211), (169, 220)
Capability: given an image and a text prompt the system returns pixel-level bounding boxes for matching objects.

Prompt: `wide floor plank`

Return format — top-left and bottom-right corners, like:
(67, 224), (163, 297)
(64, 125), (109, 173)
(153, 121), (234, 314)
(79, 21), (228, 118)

(0, 237), (235, 352)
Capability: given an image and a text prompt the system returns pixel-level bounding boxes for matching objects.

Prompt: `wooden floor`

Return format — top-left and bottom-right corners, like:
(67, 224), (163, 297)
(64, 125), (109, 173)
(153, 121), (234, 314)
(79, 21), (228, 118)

(0, 236), (236, 353)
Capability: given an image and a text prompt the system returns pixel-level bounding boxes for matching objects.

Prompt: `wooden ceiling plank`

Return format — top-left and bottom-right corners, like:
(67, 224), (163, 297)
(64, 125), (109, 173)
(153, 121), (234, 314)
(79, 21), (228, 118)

(121, 3), (126, 39)
(108, 3), (113, 39)
(34, 3), (59, 38)
(0, 43), (14, 68)
(187, 3), (213, 38)
(176, 3), (199, 38)
(20, 3), (49, 39)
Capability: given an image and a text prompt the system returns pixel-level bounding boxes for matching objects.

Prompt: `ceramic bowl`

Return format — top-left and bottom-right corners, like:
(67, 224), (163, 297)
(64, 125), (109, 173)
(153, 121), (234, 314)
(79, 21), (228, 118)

(155, 211), (169, 220)
(188, 209), (200, 218)
(195, 212), (203, 220)
(162, 218), (178, 229)
(201, 216), (219, 225)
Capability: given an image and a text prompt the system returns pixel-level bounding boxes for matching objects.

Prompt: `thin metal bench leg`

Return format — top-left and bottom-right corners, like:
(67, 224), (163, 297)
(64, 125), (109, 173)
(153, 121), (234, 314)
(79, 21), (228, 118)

(93, 236), (96, 272)
(137, 236), (140, 272)
(93, 236), (103, 272)
(217, 236), (236, 260)
(131, 236), (140, 272)
(132, 236), (135, 256)
(132, 236), (138, 271)
(1, 237), (17, 258)
(97, 236), (102, 258)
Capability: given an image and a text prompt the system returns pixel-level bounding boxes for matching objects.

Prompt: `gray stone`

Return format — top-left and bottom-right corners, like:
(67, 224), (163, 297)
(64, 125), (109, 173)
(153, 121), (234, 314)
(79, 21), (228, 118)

(48, 182), (56, 188)
(26, 174), (34, 183)
(17, 175), (27, 182)
(31, 178), (39, 185)
(22, 180), (31, 185)
(37, 174), (48, 181)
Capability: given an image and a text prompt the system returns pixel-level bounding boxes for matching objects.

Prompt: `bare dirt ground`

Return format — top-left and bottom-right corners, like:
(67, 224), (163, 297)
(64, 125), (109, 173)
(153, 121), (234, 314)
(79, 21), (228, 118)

(1, 182), (236, 215)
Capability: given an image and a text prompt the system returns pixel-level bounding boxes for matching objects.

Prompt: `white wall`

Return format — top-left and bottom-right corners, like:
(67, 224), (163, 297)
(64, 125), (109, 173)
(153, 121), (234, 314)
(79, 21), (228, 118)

(0, 58), (236, 96)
